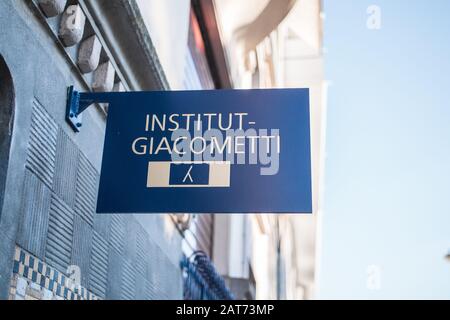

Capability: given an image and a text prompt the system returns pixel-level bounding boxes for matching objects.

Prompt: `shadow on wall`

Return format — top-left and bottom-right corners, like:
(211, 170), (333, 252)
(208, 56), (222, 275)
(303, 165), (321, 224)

(0, 55), (15, 219)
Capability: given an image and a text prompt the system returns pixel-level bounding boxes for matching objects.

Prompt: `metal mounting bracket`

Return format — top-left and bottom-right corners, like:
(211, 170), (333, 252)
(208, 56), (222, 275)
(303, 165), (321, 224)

(66, 86), (112, 132)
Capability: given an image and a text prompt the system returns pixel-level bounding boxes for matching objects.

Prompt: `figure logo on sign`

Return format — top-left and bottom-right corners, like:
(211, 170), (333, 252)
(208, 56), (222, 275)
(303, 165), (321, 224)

(183, 165), (194, 183)
(147, 161), (231, 188)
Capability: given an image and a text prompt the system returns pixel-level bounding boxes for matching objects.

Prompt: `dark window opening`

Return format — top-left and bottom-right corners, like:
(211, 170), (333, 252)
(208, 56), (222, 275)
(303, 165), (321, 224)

(0, 55), (15, 218)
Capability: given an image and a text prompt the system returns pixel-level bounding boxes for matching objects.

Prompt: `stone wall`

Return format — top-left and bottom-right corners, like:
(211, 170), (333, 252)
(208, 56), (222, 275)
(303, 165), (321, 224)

(0, 0), (182, 300)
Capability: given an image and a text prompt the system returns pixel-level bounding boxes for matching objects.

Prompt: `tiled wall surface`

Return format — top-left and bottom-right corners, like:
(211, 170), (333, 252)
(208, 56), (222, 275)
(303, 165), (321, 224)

(12, 102), (183, 300)
(10, 247), (98, 300)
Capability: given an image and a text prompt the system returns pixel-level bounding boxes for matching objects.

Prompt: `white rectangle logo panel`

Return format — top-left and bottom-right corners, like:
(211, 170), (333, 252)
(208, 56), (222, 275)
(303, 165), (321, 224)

(147, 161), (231, 188)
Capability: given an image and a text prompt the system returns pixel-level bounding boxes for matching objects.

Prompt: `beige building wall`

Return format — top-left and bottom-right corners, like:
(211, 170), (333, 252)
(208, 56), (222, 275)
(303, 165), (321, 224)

(135, 0), (191, 89)
(213, 0), (325, 299)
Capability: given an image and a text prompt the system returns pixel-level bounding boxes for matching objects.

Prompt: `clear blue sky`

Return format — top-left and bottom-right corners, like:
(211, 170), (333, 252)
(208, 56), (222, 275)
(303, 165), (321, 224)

(318, 0), (450, 299)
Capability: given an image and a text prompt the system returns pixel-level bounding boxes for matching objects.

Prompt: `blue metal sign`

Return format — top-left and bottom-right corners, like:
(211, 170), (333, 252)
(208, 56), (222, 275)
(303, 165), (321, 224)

(67, 87), (312, 213)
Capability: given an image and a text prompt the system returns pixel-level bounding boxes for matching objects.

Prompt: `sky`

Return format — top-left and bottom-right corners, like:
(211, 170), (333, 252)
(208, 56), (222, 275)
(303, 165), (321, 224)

(318, 0), (450, 299)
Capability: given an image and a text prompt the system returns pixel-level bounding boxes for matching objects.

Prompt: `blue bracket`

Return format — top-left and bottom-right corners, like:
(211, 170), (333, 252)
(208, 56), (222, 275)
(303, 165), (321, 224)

(66, 86), (112, 132)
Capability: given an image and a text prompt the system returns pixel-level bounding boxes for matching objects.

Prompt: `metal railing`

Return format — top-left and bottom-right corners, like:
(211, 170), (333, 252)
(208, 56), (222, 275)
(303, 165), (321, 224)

(181, 251), (234, 300)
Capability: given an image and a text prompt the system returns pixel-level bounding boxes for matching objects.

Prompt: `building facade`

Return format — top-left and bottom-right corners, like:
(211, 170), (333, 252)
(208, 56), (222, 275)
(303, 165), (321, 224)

(210, 0), (325, 300)
(0, 0), (324, 300)
(0, 0), (187, 300)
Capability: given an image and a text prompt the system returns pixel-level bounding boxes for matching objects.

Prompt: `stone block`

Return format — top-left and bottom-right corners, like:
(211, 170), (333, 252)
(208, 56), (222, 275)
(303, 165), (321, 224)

(38, 0), (67, 17)
(78, 35), (102, 74)
(59, 5), (86, 47)
(92, 61), (115, 92)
